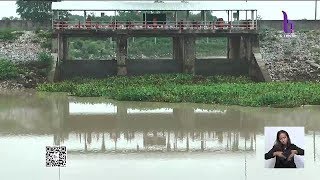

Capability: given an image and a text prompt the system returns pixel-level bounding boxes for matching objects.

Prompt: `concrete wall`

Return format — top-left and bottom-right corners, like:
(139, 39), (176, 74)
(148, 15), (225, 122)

(57, 58), (251, 81)
(195, 59), (249, 76)
(258, 20), (320, 31)
(126, 59), (182, 75)
(58, 60), (117, 80)
(0, 20), (50, 30)
(248, 47), (272, 82)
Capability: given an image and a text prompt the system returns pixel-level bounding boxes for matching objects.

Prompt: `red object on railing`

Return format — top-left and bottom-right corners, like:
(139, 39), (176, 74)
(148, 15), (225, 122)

(215, 18), (224, 29)
(52, 20), (257, 31)
(178, 20), (184, 30)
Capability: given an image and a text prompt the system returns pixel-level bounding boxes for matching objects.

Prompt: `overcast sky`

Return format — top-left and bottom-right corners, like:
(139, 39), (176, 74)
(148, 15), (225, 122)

(0, 1), (319, 20)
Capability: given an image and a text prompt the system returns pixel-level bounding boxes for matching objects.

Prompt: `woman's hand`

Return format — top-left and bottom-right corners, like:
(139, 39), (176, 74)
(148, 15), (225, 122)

(273, 151), (286, 158)
(287, 150), (298, 161)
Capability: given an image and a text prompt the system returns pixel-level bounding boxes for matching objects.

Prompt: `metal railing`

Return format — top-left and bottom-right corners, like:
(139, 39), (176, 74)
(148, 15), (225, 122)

(52, 20), (257, 31)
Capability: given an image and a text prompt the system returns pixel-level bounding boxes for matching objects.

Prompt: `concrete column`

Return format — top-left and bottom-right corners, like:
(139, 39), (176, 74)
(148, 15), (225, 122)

(173, 37), (184, 72)
(239, 36), (246, 61)
(116, 36), (128, 76)
(246, 36), (252, 61)
(183, 36), (196, 74)
(51, 37), (58, 53)
(173, 37), (178, 60)
(239, 36), (253, 62)
(57, 34), (64, 62)
(62, 37), (68, 61)
(229, 36), (241, 61)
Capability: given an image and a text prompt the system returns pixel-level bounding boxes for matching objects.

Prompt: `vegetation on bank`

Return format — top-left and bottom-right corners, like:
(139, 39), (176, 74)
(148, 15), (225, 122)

(0, 29), (24, 41)
(0, 51), (53, 82)
(37, 74), (320, 108)
(0, 59), (21, 80)
(36, 51), (54, 75)
(34, 29), (53, 50)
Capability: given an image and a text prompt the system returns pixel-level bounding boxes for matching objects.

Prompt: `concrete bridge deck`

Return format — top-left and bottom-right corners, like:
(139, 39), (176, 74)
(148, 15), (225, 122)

(53, 29), (257, 37)
(50, 6), (265, 81)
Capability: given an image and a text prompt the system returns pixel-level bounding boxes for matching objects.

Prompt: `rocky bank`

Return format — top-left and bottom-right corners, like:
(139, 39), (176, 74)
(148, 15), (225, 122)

(0, 31), (50, 90)
(259, 29), (320, 82)
(1, 29), (320, 91)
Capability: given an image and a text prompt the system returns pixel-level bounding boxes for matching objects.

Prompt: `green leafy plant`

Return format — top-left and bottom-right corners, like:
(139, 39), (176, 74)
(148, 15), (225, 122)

(0, 29), (22, 41)
(37, 51), (53, 76)
(37, 74), (320, 107)
(0, 59), (20, 80)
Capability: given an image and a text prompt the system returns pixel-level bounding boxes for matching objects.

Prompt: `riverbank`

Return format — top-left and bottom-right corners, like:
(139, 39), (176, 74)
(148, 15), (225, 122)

(0, 61), (50, 90)
(259, 29), (320, 81)
(0, 30), (53, 90)
(2, 29), (320, 108)
(37, 74), (320, 108)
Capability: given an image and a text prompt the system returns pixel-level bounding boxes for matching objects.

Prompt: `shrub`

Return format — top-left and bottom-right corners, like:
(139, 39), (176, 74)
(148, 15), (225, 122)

(36, 30), (52, 39)
(0, 59), (20, 80)
(0, 29), (21, 41)
(37, 51), (53, 75)
(40, 40), (52, 50)
(38, 51), (53, 65)
(36, 30), (53, 50)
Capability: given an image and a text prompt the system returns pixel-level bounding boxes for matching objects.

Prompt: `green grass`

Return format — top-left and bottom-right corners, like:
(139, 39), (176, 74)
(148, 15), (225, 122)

(0, 28), (23, 41)
(0, 52), (53, 81)
(36, 51), (53, 76)
(36, 74), (320, 107)
(35, 30), (53, 50)
(0, 58), (21, 80)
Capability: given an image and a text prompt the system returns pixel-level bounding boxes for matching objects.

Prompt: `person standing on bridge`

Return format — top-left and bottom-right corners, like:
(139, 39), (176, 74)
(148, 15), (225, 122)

(265, 130), (304, 168)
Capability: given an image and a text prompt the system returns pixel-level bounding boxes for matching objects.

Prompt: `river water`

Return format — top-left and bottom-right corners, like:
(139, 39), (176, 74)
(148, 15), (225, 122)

(0, 91), (319, 180)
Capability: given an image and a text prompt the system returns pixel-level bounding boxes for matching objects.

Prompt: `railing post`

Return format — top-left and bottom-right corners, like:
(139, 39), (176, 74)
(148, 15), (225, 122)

(251, 10), (254, 30)
(230, 11), (232, 32)
(245, 10), (248, 30)
(256, 10), (258, 30)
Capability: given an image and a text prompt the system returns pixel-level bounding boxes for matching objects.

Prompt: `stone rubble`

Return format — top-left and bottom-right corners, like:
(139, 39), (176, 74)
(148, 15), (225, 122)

(0, 31), (48, 90)
(0, 31), (43, 63)
(259, 30), (320, 82)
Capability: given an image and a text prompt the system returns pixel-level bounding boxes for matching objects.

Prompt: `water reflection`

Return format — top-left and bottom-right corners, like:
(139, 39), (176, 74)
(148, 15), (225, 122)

(54, 101), (261, 153)
(1, 92), (320, 180)
(1, 94), (320, 155)
(62, 131), (256, 154)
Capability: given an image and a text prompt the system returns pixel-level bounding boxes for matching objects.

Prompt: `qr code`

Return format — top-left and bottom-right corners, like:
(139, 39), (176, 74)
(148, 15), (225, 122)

(46, 146), (67, 167)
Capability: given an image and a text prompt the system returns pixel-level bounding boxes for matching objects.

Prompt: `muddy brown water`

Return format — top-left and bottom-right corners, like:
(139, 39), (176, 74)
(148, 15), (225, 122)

(0, 91), (320, 180)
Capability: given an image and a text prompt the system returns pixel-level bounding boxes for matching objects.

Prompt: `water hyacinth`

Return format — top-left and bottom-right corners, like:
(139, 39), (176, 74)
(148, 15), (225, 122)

(37, 74), (320, 108)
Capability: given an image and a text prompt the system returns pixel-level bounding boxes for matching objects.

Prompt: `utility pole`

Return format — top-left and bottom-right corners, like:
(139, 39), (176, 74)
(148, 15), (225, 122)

(316, 0), (318, 20)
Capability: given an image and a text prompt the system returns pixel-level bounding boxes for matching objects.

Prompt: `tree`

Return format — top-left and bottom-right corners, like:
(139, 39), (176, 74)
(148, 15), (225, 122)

(16, 0), (53, 23)
(257, 15), (262, 20)
(1, 16), (20, 20)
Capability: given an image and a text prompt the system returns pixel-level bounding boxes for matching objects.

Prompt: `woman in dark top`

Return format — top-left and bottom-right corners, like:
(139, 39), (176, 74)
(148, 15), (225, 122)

(265, 130), (304, 168)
